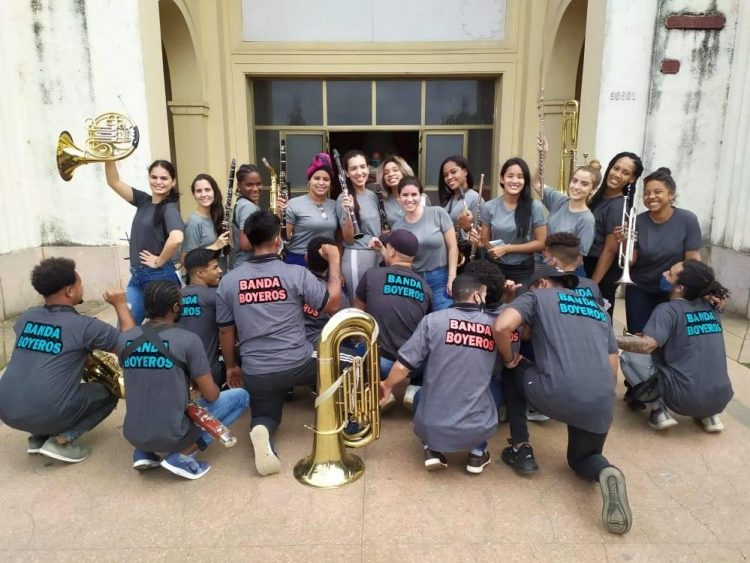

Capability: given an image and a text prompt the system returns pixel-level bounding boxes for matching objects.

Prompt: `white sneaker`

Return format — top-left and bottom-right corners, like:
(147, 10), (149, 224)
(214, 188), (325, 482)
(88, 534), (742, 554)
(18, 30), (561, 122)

(250, 425), (281, 476)
(402, 384), (421, 412)
(526, 407), (549, 422)
(700, 415), (724, 433)
(649, 407), (678, 430)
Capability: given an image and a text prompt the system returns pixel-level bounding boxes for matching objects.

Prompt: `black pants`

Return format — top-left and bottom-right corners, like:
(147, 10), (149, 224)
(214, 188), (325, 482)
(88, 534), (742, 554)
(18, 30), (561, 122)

(498, 259), (535, 290)
(243, 357), (318, 435)
(502, 361), (611, 481)
(583, 256), (622, 319)
(625, 284), (669, 334)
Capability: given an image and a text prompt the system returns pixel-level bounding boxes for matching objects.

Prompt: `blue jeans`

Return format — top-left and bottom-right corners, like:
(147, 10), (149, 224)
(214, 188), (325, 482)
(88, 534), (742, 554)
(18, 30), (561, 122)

(418, 267), (453, 311)
(126, 264), (181, 325)
(380, 357), (424, 385)
(194, 388), (250, 449)
(284, 251), (307, 267)
(625, 284), (669, 334)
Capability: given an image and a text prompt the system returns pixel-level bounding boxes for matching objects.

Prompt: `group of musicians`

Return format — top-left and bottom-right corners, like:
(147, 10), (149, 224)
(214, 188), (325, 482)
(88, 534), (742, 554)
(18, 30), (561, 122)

(0, 143), (736, 535)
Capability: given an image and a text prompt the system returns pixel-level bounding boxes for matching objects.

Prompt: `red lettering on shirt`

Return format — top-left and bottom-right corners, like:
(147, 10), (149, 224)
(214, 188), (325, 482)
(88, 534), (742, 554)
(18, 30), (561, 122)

(304, 303), (319, 318)
(444, 321), (495, 351)
(237, 276), (288, 304)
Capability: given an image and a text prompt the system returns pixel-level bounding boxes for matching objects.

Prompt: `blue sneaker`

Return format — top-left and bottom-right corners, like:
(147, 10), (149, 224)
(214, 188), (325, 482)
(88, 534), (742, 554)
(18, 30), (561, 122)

(161, 452), (211, 480)
(132, 449), (161, 471)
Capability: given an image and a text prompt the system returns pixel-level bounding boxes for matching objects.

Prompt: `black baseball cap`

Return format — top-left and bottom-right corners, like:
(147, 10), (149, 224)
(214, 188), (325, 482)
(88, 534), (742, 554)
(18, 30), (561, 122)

(529, 265), (579, 289)
(380, 229), (419, 258)
(184, 248), (219, 271)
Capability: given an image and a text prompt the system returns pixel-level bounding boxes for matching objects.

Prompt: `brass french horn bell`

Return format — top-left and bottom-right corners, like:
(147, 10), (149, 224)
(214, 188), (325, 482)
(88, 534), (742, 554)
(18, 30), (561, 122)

(56, 112), (139, 181)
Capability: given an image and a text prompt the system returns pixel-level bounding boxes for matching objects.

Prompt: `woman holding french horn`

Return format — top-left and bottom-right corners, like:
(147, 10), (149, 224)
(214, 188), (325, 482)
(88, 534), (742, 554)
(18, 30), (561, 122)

(104, 160), (184, 325)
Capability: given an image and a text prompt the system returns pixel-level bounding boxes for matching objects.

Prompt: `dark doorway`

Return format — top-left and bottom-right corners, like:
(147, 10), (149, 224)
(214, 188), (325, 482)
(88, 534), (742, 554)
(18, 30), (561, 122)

(329, 130), (420, 180)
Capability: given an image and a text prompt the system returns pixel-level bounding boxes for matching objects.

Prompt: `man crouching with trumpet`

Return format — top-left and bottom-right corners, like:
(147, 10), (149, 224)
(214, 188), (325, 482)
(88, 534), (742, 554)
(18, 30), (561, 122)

(119, 281), (249, 480)
(0, 257), (135, 463)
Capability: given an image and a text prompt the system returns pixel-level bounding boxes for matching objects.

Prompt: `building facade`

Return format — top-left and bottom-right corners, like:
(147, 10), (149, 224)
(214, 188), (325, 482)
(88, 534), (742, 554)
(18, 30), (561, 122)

(0, 0), (748, 320)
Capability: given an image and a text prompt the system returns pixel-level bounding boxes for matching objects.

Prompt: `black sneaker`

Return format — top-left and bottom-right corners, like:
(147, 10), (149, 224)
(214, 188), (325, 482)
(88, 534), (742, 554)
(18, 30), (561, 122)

(501, 443), (539, 474)
(599, 466), (632, 534)
(424, 449), (447, 471)
(466, 450), (491, 474)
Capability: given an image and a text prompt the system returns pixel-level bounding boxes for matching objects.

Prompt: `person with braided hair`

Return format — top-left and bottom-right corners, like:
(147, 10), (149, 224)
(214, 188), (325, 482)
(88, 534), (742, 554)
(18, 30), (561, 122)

(617, 260), (733, 432)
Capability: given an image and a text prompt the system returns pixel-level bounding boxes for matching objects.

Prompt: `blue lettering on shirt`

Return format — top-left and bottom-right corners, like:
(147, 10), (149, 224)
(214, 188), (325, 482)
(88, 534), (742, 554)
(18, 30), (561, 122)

(557, 292), (607, 322)
(123, 340), (175, 369)
(181, 294), (202, 318)
(15, 321), (63, 355)
(574, 287), (594, 299)
(383, 273), (425, 302)
(684, 310), (723, 336)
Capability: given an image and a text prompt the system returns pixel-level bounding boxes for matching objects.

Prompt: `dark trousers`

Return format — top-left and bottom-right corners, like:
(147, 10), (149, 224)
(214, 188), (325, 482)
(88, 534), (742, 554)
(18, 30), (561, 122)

(583, 256), (622, 319)
(243, 357), (318, 435)
(502, 361), (611, 481)
(625, 285), (669, 334)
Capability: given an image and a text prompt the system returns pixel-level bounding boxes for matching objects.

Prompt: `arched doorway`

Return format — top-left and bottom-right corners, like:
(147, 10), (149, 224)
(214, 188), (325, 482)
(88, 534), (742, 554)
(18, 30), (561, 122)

(159, 0), (206, 216)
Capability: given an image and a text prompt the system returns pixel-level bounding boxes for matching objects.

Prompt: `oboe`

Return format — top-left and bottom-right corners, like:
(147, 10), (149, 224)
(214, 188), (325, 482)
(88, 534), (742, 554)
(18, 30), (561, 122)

(332, 149), (363, 239)
(375, 185), (390, 232)
(279, 139), (289, 240)
(221, 158), (237, 233)
(469, 173), (485, 262)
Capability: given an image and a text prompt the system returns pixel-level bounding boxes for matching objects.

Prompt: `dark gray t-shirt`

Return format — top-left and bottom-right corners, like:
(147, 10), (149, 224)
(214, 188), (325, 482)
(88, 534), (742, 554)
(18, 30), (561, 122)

(177, 285), (220, 374)
(392, 207), (453, 272)
(118, 325), (209, 452)
(129, 189), (184, 265)
(304, 274), (350, 345)
(0, 305), (119, 432)
(542, 187), (596, 256)
(509, 289), (617, 434)
(398, 304), (498, 452)
(574, 275), (605, 307)
(355, 265), (433, 360)
(216, 254), (328, 374)
(588, 195), (624, 258)
(231, 197), (261, 267)
(183, 213), (218, 254)
(481, 198), (546, 265)
(285, 195), (338, 254)
(336, 189), (382, 250)
(632, 208), (702, 292)
(643, 299), (733, 417)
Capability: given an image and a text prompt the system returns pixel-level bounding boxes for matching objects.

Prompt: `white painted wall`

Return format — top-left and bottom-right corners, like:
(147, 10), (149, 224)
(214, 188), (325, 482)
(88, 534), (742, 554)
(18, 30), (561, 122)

(0, 0), (156, 255)
(242, 0), (506, 42)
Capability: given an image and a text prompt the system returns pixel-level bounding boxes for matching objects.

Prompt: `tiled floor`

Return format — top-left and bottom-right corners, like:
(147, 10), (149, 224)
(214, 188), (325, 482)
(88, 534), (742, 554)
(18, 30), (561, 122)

(1, 301), (749, 562)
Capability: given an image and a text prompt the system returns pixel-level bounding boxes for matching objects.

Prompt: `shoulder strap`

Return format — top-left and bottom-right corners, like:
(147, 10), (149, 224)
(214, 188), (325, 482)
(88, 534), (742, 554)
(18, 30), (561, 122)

(120, 323), (188, 374)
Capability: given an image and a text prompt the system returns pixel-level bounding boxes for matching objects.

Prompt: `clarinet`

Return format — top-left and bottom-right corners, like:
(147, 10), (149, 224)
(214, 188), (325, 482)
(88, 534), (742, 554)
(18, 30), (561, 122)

(469, 173), (485, 262)
(222, 158), (237, 233)
(332, 149), (363, 239)
(375, 185), (390, 232)
(538, 88), (546, 193)
(279, 139), (289, 240)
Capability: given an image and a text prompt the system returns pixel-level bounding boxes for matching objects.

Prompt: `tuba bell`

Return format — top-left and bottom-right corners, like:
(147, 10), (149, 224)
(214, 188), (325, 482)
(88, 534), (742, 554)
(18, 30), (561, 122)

(56, 112), (139, 181)
(83, 350), (126, 399)
(294, 308), (381, 488)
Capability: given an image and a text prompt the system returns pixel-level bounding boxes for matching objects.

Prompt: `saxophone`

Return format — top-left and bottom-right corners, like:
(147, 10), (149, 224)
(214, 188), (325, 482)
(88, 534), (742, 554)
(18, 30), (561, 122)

(261, 157), (278, 215)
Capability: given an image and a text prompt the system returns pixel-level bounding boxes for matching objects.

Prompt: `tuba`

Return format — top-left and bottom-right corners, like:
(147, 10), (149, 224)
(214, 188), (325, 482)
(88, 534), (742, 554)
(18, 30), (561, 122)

(294, 308), (381, 488)
(83, 350), (126, 399)
(56, 112), (139, 181)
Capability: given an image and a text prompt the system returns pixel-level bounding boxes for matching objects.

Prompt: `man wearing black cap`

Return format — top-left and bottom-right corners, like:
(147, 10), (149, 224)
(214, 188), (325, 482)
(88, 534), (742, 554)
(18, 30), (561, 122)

(355, 229), (432, 408)
(179, 248), (224, 386)
(492, 265), (632, 535)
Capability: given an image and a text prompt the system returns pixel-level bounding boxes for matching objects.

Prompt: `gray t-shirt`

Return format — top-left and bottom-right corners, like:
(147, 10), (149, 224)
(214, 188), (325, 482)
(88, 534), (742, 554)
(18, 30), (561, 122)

(216, 254), (328, 374)
(574, 275), (606, 307)
(231, 197), (261, 267)
(588, 195), (624, 258)
(383, 196), (405, 228)
(643, 299), (733, 417)
(355, 265), (433, 360)
(0, 305), (119, 433)
(177, 285), (220, 376)
(481, 198), (546, 265)
(509, 289), (617, 434)
(336, 189), (382, 250)
(392, 207), (453, 273)
(303, 274), (351, 345)
(398, 304), (498, 452)
(542, 187), (596, 256)
(285, 195), (338, 254)
(443, 189), (482, 242)
(118, 325), (209, 452)
(129, 189), (184, 265)
(183, 213), (218, 254)
(632, 208), (702, 292)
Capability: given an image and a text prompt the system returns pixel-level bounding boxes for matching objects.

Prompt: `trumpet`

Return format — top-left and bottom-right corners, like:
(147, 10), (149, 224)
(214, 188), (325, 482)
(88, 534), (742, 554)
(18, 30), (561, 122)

(616, 182), (639, 285)
(56, 112), (139, 181)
